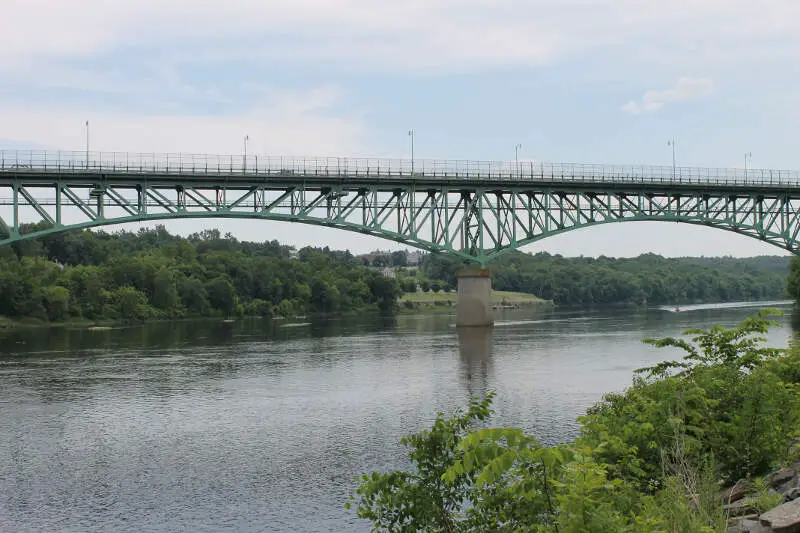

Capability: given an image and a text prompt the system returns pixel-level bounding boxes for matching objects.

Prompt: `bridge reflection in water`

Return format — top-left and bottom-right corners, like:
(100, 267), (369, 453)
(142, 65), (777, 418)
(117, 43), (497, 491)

(457, 326), (494, 401)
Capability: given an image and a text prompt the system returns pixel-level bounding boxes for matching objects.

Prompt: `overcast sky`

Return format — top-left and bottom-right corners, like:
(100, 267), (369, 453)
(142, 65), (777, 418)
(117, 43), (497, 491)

(2, 0), (800, 257)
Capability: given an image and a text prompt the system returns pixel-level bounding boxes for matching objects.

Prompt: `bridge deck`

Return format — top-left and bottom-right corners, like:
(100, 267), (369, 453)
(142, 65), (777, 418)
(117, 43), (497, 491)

(1, 150), (799, 195)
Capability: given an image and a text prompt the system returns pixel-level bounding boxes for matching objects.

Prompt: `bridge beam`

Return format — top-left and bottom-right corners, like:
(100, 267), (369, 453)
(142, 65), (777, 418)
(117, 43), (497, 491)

(455, 268), (494, 327)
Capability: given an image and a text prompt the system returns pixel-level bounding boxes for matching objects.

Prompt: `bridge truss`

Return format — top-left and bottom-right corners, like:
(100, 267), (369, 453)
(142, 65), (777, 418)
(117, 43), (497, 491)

(2, 150), (800, 264)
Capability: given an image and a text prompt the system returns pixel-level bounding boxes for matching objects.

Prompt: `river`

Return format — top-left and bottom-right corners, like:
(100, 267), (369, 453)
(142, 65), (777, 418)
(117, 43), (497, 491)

(0, 302), (796, 532)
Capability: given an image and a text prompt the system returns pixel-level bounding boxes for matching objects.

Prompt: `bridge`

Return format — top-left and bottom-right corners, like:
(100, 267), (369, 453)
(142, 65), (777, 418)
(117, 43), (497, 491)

(2, 150), (800, 325)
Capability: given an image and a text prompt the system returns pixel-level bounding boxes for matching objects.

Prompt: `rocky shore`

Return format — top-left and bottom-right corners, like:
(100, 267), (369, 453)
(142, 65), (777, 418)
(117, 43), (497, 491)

(726, 460), (800, 532)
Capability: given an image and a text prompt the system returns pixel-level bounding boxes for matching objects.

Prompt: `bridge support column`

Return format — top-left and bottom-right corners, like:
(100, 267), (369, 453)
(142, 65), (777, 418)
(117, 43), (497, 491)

(456, 268), (494, 327)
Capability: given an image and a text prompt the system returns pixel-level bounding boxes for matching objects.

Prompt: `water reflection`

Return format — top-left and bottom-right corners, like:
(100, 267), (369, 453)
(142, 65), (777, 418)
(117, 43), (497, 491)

(457, 326), (494, 400)
(2, 303), (799, 533)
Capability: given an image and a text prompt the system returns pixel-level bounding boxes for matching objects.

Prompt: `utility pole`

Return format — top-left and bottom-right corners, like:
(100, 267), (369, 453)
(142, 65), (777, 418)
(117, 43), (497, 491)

(85, 120), (90, 170)
(243, 134), (249, 174)
(408, 129), (415, 174)
(667, 137), (676, 180)
(744, 151), (752, 179)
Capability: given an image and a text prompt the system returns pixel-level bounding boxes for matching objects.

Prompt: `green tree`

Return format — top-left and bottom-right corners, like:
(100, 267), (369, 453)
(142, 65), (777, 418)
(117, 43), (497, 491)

(179, 277), (210, 315)
(42, 286), (71, 322)
(205, 276), (237, 316)
(152, 268), (181, 315)
(788, 256), (800, 302)
(112, 286), (150, 320)
(368, 276), (401, 313)
(390, 251), (408, 267)
(347, 395), (494, 531)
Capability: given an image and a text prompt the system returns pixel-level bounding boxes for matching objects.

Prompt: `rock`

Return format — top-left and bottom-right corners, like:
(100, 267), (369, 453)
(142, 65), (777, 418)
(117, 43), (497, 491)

(725, 497), (760, 517)
(723, 481), (753, 504)
(760, 497), (800, 532)
(776, 475), (800, 498)
(771, 467), (798, 490)
(738, 518), (774, 532)
(769, 463), (800, 497)
(736, 520), (772, 533)
(787, 488), (800, 501)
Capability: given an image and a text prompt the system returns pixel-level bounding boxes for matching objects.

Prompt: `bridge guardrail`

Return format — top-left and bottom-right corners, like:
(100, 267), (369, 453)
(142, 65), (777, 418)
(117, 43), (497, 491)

(1, 149), (799, 188)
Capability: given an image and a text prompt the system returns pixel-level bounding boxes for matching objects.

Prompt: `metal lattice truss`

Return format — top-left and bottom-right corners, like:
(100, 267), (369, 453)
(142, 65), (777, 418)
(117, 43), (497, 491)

(3, 150), (800, 264)
(3, 181), (800, 264)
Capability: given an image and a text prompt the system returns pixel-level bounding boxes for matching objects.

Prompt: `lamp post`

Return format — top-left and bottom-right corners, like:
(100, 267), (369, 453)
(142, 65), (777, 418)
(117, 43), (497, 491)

(515, 143), (522, 178)
(85, 120), (90, 170)
(243, 134), (249, 173)
(408, 129), (415, 174)
(744, 152), (753, 179)
(667, 137), (676, 180)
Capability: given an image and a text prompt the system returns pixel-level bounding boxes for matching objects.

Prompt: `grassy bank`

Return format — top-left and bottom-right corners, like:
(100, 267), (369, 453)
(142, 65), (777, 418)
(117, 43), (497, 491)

(399, 290), (552, 306)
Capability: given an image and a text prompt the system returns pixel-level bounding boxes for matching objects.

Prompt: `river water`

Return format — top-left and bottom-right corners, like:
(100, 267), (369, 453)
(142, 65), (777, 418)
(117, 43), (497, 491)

(0, 302), (796, 532)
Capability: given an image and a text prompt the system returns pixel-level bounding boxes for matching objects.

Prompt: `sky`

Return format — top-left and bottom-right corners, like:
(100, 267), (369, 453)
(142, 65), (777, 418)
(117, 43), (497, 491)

(2, 0), (800, 257)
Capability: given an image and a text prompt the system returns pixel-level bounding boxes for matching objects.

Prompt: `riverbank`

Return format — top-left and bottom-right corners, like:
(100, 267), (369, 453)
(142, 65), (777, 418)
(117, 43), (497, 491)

(0, 309), (365, 331)
(399, 290), (553, 309)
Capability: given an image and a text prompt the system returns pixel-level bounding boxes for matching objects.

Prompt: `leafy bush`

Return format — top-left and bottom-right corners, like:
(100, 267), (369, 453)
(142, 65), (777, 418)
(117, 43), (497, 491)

(349, 311), (800, 532)
(580, 310), (800, 484)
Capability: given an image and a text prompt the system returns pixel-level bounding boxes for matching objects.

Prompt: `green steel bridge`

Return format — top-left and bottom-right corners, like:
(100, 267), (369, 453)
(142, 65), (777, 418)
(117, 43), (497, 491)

(2, 150), (800, 264)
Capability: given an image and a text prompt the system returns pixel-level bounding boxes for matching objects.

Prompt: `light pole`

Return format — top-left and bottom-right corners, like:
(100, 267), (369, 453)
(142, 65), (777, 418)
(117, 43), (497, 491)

(667, 137), (676, 180)
(85, 120), (90, 169)
(744, 152), (752, 179)
(243, 134), (249, 173)
(408, 129), (415, 174)
(515, 143), (522, 178)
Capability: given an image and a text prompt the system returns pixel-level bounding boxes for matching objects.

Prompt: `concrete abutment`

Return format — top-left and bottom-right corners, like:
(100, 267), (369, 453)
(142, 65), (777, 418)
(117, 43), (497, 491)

(455, 268), (494, 327)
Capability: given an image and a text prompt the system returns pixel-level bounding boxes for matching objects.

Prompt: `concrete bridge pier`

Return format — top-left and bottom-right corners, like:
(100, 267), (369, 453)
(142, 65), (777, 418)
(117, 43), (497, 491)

(456, 268), (494, 327)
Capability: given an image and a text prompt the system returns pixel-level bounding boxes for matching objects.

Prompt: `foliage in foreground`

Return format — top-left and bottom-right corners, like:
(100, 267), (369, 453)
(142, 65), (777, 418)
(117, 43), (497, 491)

(348, 310), (800, 532)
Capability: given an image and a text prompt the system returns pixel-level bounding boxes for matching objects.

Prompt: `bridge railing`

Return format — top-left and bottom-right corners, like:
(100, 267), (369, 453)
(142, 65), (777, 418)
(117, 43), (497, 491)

(2, 149), (800, 187)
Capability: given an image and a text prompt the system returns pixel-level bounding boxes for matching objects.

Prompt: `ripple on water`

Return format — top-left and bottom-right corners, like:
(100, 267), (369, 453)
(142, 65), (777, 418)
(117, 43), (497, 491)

(0, 305), (795, 532)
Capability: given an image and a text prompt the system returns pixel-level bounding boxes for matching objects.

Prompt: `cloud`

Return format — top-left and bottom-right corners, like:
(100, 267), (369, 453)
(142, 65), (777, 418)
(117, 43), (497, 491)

(622, 77), (714, 114)
(0, 86), (365, 156)
(3, 1), (800, 76)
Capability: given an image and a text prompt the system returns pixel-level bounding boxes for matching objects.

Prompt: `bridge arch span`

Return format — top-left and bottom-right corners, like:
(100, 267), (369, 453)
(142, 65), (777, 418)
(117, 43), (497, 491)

(2, 149), (800, 264)
(1, 209), (795, 266)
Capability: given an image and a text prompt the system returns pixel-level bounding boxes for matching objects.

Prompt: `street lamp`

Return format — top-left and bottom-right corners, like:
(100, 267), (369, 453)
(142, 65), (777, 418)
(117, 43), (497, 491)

(243, 134), (250, 173)
(744, 152), (753, 179)
(408, 129), (415, 174)
(515, 143), (522, 178)
(667, 138), (676, 180)
(85, 120), (90, 170)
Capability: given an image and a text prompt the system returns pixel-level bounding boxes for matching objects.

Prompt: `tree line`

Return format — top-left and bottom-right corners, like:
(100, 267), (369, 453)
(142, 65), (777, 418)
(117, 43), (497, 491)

(421, 251), (790, 306)
(0, 225), (794, 324)
(0, 225), (401, 323)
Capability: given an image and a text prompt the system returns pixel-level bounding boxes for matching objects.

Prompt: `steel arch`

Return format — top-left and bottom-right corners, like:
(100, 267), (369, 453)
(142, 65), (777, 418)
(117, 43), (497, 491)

(2, 149), (800, 264)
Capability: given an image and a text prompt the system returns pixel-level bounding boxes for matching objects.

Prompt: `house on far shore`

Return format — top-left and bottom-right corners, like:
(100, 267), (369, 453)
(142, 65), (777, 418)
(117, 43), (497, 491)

(357, 249), (427, 268)
(379, 267), (397, 279)
(407, 251), (423, 267)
